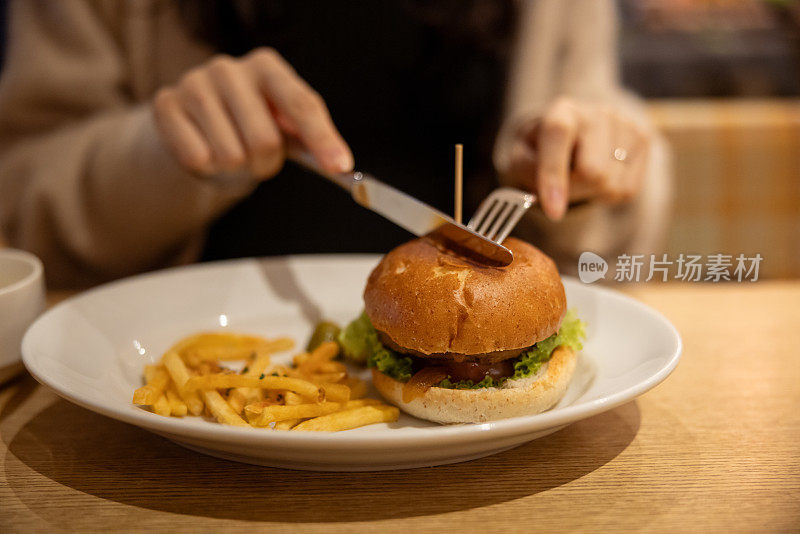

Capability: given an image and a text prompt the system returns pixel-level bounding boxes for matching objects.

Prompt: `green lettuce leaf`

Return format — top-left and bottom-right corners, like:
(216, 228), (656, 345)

(340, 311), (414, 381)
(512, 309), (585, 380)
(342, 309), (586, 389)
(438, 375), (501, 389)
(369, 341), (413, 383)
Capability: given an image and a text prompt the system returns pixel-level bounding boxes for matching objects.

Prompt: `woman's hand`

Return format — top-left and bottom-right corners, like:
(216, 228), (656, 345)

(500, 97), (651, 220)
(153, 47), (353, 179)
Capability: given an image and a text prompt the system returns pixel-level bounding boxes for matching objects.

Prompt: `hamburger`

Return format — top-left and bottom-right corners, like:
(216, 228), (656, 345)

(339, 236), (585, 423)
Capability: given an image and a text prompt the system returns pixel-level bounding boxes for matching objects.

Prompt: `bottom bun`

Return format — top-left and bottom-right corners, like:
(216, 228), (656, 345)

(371, 346), (577, 423)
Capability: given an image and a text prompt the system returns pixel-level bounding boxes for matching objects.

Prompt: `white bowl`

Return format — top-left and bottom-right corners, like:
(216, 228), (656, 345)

(0, 249), (45, 383)
(22, 255), (681, 470)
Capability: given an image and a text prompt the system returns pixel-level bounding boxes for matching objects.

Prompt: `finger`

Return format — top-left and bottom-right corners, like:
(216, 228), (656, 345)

(179, 69), (246, 172)
(573, 106), (612, 202)
(516, 117), (541, 146)
(622, 146), (648, 202)
(603, 116), (645, 203)
(536, 99), (578, 220)
(618, 122), (650, 201)
(503, 139), (539, 191)
(208, 56), (285, 178)
(247, 48), (353, 173)
(153, 88), (213, 174)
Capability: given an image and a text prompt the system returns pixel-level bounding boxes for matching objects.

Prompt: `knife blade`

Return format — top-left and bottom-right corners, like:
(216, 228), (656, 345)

(351, 174), (513, 266)
(289, 149), (513, 266)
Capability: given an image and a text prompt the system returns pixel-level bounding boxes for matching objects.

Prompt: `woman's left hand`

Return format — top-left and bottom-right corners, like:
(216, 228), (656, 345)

(500, 97), (652, 221)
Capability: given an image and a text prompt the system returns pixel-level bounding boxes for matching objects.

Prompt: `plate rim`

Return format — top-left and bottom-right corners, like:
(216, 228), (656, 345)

(22, 254), (682, 448)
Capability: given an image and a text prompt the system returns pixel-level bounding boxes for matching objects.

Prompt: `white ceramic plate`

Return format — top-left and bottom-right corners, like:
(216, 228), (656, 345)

(22, 255), (681, 471)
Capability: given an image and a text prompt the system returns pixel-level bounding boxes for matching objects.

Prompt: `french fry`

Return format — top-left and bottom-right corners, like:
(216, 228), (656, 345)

(318, 340), (339, 357)
(227, 389), (247, 414)
(183, 352), (202, 368)
(246, 398), (381, 426)
(341, 377), (368, 399)
(163, 350), (204, 415)
(225, 392), (245, 416)
(316, 361), (347, 374)
(297, 341), (339, 374)
(318, 382), (351, 403)
(143, 364), (161, 382)
(310, 341), (339, 361)
(183, 391), (205, 416)
(184, 374), (322, 400)
(293, 404), (399, 432)
(228, 352), (273, 413)
(249, 402), (344, 426)
(163, 350), (192, 385)
(257, 337), (296, 353)
(293, 353), (310, 366)
(168, 332), (283, 352)
(184, 337), (294, 361)
(243, 400), (266, 424)
(223, 392), (242, 417)
(243, 402), (264, 425)
(133, 366), (170, 405)
(152, 393), (171, 417)
(274, 418), (303, 430)
(307, 371), (347, 383)
(299, 362), (347, 378)
(136, 329), (391, 433)
(166, 332), (223, 354)
(267, 364), (303, 378)
(242, 399), (287, 424)
(246, 352), (272, 376)
(196, 361), (224, 377)
(283, 391), (304, 405)
(165, 385), (188, 417)
(186, 346), (257, 362)
(342, 398), (381, 408)
(202, 390), (249, 426)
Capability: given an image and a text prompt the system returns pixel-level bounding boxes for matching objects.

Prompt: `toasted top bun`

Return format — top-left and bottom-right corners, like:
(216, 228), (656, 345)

(363, 236), (566, 355)
(371, 345), (577, 423)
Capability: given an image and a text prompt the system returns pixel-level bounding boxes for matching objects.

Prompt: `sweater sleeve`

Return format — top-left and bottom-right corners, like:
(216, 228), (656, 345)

(495, 0), (672, 275)
(0, 0), (255, 288)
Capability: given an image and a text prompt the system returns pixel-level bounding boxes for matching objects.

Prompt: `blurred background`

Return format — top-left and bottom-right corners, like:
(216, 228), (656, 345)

(619, 0), (800, 278)
(0, 0), (797, 280)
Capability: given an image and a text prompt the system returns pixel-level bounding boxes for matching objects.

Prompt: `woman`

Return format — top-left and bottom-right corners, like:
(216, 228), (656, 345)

(0, 0), (670, 288)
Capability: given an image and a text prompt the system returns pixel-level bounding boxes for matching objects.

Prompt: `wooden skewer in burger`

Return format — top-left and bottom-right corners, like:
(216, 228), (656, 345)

(338, 146), (585, 423)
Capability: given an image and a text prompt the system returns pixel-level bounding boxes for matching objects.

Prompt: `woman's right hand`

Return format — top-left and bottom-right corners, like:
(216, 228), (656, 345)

(152, 47), (353, 179)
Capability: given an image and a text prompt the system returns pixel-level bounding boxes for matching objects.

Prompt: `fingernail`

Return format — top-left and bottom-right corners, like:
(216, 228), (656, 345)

(333, 150), (354, 173)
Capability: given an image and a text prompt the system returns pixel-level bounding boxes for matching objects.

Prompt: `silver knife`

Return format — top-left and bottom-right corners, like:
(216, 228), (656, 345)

(289, 150), (513, 266)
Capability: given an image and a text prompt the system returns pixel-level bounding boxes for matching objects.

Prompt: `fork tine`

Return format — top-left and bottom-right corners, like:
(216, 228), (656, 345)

(475, 199), (504, 236)
(467, 198), (496, 231)
(494, 205), (525, 243)
(467, 188), (536, 244)
(485, 201), (514, 241)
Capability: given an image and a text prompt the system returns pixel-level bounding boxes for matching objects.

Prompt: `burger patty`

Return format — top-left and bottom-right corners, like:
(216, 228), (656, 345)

(412, 356), (516, 383)
(377, 330), (527, 364)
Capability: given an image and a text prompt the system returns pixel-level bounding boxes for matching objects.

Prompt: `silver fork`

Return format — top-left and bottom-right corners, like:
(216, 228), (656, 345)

(467, 188), (536, 245)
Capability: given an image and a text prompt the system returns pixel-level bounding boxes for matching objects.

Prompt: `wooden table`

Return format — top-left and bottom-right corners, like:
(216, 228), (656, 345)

(1, 282), (798, 532)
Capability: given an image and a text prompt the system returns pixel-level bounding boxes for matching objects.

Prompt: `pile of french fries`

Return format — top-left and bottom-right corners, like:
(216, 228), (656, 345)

(132, 332), (399, 431)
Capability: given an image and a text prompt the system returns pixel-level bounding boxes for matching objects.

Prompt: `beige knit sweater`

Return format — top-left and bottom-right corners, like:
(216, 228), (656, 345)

(0, 0), (671, 288)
